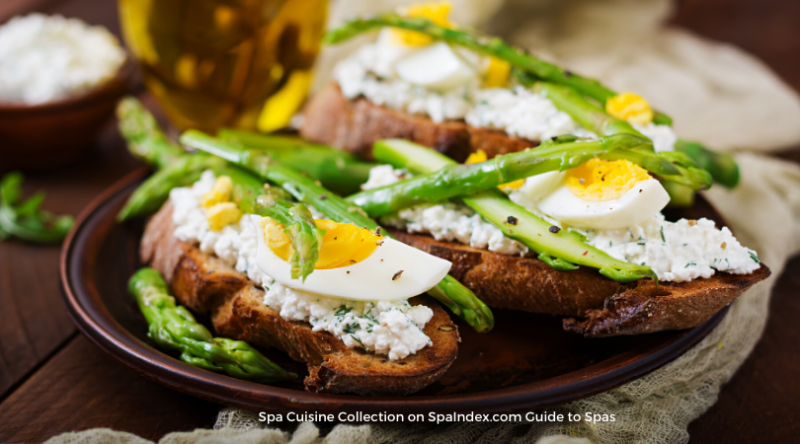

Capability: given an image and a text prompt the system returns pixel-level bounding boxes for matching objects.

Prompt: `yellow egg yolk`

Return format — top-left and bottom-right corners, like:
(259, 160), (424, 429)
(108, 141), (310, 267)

(605, 92), (653, 126)
(565, 159), (651, 202)
(207, 202), (242, 231)
(261, 218), (382, 269)
(202, 176), (233, 208)
(393, 2), (454, 46)
(484, 57), (511, 88)
(466, 149), (524, 190)
(202, 176), (242, 231)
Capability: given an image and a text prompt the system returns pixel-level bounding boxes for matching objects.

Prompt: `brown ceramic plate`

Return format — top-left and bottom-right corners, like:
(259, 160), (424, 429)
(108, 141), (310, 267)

(60, 168), (729, 414)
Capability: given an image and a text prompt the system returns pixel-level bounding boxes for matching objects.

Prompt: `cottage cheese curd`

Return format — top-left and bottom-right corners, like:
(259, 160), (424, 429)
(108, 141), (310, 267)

(361, 164), (411, 190)
(465, 87), (596, 141)
(633, 122), (677, 153)
(334, 44), (678, 149)
(170, 171), (434, 360)
(362, 166), (527, 256)
(508, 183), (759, 282)
(384, 203), (528, 256)
(571, 215), (760, 282)
(366, 165), (758, 282)
(334, 44), (474, 123)
(0, 14), (126, 104)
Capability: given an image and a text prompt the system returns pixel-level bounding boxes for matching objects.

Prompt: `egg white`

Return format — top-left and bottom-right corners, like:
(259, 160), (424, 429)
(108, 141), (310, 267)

(251, 216), (452, 301)
(519, 172), (670, 230)
(394, 41), (479, 90)
(372, 28), (416, 78)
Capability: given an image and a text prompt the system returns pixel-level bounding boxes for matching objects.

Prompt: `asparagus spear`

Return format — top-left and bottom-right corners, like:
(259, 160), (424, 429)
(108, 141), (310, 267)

(323, 14), (672, 125)
(117, 99), (324, 281)
(675, 139), (740, 188)
(347, 134), (711, 217)
(118, 154), (224, 221)
(129, 267), (296, 382)
(528, 80), (740, 188)
(181, 130), (495, 333)
(202, 163), (326, 283)
(372, 139), (656, 282)
(117, 97), (185, 169)
(326, 16), (742, 186)
(534, 81), (645, 138)
(219, 129), (376, 196)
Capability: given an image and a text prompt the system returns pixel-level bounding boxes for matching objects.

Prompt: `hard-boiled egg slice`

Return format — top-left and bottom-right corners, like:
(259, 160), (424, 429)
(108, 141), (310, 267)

(251, 215), (452, 301)
(372, 28), (417, 78)
(394, 41), (479, 90)
(520, 159), (670, 230)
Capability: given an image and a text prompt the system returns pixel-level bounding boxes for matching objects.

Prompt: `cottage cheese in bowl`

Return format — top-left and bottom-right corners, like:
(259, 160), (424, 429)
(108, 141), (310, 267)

(0, 14), (126, 104)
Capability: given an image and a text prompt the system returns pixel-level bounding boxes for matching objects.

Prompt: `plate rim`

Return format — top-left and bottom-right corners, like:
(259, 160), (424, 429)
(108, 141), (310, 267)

(59, 168), (728, 414)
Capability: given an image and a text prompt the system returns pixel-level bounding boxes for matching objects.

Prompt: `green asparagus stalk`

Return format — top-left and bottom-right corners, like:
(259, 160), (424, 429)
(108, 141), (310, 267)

(347, 134), (711, 217)
(372, 139), (656, 282)
(117, 99), (324, 280)
(129, 267), (296, 382)
(528, 80), (740, 189)
(534, 81), (645, 138)
(661, 181), (695, 208)
(117, 154), (224, 221)
(323, 14), (672, 125)
(532, 80), (696, 207)
(219, 129), (376, 195)
(117, 97), (185, 169)
(675, 140), (740, 188)
(181, 130), (495, 333)
(326, 14), (743, 187)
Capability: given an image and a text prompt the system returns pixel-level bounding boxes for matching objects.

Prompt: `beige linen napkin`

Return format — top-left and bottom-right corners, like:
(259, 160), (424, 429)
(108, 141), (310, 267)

(46, 1), (800, 443)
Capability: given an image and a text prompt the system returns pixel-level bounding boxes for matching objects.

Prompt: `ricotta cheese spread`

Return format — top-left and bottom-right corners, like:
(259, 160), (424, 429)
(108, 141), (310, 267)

(333, 43), (677, 150)
(363, 165), (527, 256)
(366, 165), (758, 282)
(334, 44), (474, 123)
(465, 87), (597, 142)
(633, 122), (677, 153)
(170, 171), (434, 360)
(508, 184), (760, 282)
(0, 14), (126, 104)
(383, 203), (528, 257)
(570, 214), (760, 282)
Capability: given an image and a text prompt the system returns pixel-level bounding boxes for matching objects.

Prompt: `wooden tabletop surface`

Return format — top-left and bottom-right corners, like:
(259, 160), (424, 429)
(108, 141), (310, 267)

(0, 0), (798, 442)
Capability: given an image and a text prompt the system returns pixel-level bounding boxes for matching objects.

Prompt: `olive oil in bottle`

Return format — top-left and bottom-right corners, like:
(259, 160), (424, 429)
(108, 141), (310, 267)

(119, 0), (327, 133)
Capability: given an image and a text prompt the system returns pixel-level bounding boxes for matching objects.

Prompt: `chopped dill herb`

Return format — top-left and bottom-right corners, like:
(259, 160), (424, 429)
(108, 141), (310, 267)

(360, 313), (379, 324)
(334, 305), (353, 317)
(351, 335), (370, 353)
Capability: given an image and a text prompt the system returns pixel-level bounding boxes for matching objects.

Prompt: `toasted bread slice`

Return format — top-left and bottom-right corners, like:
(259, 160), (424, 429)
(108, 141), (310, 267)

(391, 230), (770, 336)
(140, 202), (460, 395)
(301, 86), (771, 336)
(562, 266), (771, 337)
(390, 230), (623, 316)
(300, 83), (535, 161)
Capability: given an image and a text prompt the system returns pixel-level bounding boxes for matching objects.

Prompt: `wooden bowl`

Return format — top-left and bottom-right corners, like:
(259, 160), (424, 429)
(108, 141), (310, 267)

(0, 60), (136, 170)
(59, 169), (731, 413)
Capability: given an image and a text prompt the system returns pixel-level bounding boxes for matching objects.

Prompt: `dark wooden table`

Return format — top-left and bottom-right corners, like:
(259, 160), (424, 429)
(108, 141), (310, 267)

(0, 0), (798, 442)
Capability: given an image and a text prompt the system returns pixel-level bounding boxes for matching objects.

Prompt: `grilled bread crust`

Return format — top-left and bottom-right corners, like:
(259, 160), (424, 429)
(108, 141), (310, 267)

(300, 83), (535, 161)
(390, 230), (623, 316)
(140, 202), (460, 396)
(391, 230), (770, 337)
(562, 266), (771, 337)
